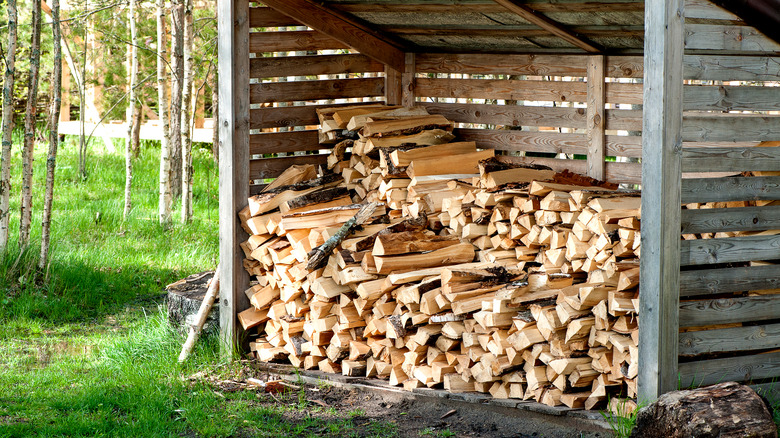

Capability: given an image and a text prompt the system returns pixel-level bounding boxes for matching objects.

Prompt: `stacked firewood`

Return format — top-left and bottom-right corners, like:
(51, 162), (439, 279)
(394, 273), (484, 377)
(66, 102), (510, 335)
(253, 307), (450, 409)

(236, 105), (641, 410)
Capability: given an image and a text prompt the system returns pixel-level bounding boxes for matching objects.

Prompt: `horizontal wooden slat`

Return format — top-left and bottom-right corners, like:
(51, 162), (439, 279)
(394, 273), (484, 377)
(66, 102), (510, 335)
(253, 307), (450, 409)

(414, 54), (644, 78)
(251, 54), (385, 78)
(683, 54), (780, 80)
(249, 130), (321, 155)
(250, 101), (385, 129)
(250, 153), (330, 180)
(606, 135), (642, 158)
(680, 235), (780, 266)
(682, 115), (780, 143)
(249, 7), (301, 28)
(679, 323), (780, 356)
(681, 176), (780, 204)
(249, 31), (349, 53)
(684, 23), (780, 53)
(680, 265), (780, 297)
(682, 146), (780, 172)
(680, 295), (780, 327)
(684, 85), (780, 112)
(678, 351), (780, 388)
(333, 1), (645, 14)
(453, 128), (587, 155)
(250, 78), (384, 103)
(498, 155), (642, 185)
(681, 205), (780, 234)
(685, 0), (741, 20)
(420, 102), (585, 128)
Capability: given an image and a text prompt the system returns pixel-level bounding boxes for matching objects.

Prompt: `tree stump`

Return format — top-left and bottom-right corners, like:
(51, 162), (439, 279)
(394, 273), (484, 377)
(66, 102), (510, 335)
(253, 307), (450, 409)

(630, 381), (777, 438)
(167, 271), (218, 334)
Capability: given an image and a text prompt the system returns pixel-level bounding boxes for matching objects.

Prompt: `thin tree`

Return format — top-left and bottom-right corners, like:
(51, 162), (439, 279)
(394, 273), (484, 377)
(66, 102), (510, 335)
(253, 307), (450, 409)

(0, 0), (18, 251)
(169, 0), (184, 201)
(40, 0), (63, 270)
(157, 0), (172, 223)
(20, 0), (43, 248)
(211, 0), (218, 165)
(180, 0), (193, 222)
(124, 0), (138, 219)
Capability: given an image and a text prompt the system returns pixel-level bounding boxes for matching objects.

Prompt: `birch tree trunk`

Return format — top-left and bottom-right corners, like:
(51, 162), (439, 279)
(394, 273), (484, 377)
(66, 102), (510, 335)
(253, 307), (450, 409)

(169, 0), (184, 202)
(0, 0), (18, 252)
(40, 0), (63, 270)
(211, 1), (218, 165)
(157, 0), (172, 223)
(20, 0), (42, 249)
(180, 0), (193, 222)
(124, 0), (138, 219)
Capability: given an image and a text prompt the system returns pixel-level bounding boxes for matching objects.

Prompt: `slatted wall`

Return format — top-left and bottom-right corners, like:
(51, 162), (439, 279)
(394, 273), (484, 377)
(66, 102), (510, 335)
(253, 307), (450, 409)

(248, 6), (386, 194)
(674, 4), (780, 391)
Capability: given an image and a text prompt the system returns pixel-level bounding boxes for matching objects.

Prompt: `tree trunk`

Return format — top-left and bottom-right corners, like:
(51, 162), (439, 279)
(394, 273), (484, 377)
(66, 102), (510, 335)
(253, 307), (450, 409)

(211, 0), (218, 165)
(0, 0), (18, 252)
(78, 0), (89, 180)
(20, 0), (42, 249)
(180, 0), (193, 222)
(40, 0), (63, 270)
(132, 109), (142, 158)
(124, 0), (138, 219)
(169, 0), (184, 202)
(157, 0), (172, 223)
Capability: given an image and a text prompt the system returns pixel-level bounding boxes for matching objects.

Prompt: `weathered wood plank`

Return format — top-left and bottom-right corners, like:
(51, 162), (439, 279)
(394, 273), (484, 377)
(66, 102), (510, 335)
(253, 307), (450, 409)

(250, 131), (322, 155)
(681, 176), (780, 204)
(248, 7), (301, 28)
(683, 85), (780, 112)
(385, 64), (402, 106)
(249, 31), (349, 53)
(497, 155), (642, 185)
(683, 116), (780, 143)
(218, 0), (250, 355)
(684, 23), (780, 53)
(420, 102), (585, 128)
(607, 134), (643, 158)
(250, 78), (384, 104)
(639, 0), (684, 401)
(678, 351), (780, 388)
(681, 205), (780, 234)
(261, 0), (407, 71)
(685, 0), (741, 20)
(333, 1), (646, 14)
(680, 235), (780, 266)
(680, 294), (780, 327)
(587, 55), (606, 180)
(680, 265), (780, 297)
(683, 54), (780, 80)
(453, 128), (587, 155)
(682, 146), (780, 173)
(250, 54), (384, 79)
(414, 77), (588, 102)
(250, 154), (330, 180)
(250, 106), (318, 130)
(679, 323), (780, 356)
(415, 53), (645, 78)
(402, 53), (415, 108)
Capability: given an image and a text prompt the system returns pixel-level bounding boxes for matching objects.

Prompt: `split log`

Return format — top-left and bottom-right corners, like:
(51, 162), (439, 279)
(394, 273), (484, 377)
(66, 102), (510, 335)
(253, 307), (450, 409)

(306, 202), (379, 271)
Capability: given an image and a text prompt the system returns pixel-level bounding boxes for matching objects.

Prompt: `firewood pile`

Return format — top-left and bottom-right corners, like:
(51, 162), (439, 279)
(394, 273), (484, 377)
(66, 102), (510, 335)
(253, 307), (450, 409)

(236, 105), (643, 410)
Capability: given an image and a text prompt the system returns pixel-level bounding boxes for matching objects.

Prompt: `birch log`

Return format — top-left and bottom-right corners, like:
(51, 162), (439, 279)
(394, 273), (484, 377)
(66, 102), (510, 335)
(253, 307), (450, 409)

(178, 266), (220, 362)
(20, 0), (42, 248)
(40, 0), (62, 270)
(0, 0), (17, 251)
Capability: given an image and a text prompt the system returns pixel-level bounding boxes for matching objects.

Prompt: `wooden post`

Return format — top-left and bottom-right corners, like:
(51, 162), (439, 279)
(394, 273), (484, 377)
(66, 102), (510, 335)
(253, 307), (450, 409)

(401, 53), (415, 108)
(638, 0), (684, 402)
(586, 55), (605, 180)
(384, 63), (402, 106)
(218, 0), (250, 356)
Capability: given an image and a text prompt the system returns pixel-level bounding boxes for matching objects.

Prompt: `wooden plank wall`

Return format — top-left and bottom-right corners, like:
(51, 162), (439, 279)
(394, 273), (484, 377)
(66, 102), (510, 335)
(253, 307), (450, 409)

(675, 4), (780, 390)
(248, 6), (386, 194)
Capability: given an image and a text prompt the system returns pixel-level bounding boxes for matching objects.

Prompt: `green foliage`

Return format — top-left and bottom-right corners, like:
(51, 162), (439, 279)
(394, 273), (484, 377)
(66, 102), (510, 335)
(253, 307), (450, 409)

(601, 399), (642, 438)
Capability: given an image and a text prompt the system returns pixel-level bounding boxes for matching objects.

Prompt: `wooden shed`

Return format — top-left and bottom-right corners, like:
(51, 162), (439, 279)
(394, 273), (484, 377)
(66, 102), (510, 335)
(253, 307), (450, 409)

(217, 0), (780, 403)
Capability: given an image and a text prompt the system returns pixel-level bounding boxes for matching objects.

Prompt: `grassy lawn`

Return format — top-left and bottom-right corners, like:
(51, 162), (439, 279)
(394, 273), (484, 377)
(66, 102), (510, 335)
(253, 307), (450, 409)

(0, 137), (397, 437)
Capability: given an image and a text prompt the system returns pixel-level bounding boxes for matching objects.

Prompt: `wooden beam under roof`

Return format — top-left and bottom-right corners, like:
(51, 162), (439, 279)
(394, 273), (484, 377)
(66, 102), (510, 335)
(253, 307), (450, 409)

(493, 0), (605, 52)
(261, 0), (407, 71)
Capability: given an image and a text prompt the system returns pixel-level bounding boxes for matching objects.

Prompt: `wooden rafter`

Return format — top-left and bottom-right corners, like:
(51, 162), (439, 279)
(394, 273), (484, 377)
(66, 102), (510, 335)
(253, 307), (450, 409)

(493, 0), (605, 53)
(262, 0), (407, 72)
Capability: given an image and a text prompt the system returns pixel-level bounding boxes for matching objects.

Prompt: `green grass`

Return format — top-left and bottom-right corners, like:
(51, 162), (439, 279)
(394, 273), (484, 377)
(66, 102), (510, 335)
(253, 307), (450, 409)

(0, 135), (395, 437)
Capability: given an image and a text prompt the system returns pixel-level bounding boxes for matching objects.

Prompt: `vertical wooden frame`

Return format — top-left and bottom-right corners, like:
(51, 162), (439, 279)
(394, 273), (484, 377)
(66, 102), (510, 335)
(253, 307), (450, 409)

(384, 64), (403, 106)
(639, 0), (684, 401)
(218, 0), (250, 355)
(402, 53), (416, 108)
(586, 55), (605, 180)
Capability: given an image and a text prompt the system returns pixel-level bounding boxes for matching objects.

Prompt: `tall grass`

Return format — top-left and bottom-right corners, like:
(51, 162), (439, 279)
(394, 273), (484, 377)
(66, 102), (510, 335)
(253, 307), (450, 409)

(0, 134), (219, 323)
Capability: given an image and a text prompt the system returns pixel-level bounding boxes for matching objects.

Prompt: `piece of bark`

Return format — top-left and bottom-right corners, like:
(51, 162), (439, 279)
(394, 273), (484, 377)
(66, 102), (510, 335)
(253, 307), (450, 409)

(630, 382), (777, 438)
(306, 202), (379, 271)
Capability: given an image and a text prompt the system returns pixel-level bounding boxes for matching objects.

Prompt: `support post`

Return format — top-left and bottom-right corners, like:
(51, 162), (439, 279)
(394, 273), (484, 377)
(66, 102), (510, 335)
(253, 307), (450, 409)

(638, 0), (684, 402)
(384, 63), (402, 106)
(586, 55), (605, 180)
(218, 0), (250, 356)
(401, 53), (415, 108)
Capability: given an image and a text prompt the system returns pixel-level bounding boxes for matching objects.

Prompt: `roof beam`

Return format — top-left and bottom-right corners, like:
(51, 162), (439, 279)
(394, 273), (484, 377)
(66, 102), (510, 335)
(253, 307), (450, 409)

(261, 0), (407, 71)
(493, 0), (605, 53)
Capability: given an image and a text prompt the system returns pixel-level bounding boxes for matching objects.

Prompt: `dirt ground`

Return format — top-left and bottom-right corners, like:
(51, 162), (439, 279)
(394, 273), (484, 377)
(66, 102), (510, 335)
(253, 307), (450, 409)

(197, 364), (611, 438)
